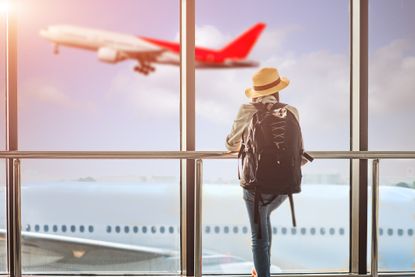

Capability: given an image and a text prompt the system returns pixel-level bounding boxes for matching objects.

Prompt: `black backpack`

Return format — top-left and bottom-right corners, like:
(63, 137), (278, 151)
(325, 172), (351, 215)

(238, 102), (312, 237)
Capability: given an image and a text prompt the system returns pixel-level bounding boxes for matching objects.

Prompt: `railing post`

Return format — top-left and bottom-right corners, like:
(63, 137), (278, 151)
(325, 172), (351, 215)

(371, 159), (380, 277)
(194, 159), (203, 277)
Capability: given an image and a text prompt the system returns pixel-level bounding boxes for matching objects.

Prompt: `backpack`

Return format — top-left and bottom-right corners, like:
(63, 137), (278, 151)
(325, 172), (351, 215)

(238, 102), (312, 238)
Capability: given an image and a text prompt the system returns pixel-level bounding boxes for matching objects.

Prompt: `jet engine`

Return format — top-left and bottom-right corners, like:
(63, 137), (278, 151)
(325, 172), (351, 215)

(97, 47), (122, 63)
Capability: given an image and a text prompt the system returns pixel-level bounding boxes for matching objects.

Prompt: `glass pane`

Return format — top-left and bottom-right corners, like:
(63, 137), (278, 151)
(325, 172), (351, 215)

(21, 160), (180, 274)
(0, 160), (6, 272)
(367, 160), (415, 272)
(196, 0), (349, 151)
(202, 160), (349, 274)
(369, 0), (415, 150)
(17, 0), (179, 150)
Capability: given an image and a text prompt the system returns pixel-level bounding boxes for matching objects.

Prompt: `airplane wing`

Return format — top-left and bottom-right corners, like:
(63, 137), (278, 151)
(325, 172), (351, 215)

(0, 230), (177, 268)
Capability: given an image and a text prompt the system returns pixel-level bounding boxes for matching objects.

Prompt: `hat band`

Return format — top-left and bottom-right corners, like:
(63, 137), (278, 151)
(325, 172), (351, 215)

(253, 78), (281, 91)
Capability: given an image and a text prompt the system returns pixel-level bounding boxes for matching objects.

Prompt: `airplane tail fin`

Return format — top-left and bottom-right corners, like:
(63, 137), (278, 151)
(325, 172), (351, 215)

(218, 23), (266, 59)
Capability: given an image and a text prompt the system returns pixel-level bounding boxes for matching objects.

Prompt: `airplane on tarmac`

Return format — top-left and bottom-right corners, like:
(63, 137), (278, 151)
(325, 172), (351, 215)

(0, 182), (413, 274)
(39, 23), (266, 75)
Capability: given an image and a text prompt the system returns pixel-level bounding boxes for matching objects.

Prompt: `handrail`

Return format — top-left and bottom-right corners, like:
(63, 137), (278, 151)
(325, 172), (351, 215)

(0, 150), (415, 159)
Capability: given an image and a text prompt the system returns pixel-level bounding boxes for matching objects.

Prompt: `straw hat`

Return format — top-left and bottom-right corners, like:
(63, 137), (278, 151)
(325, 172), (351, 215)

(245, 67), (290, 98)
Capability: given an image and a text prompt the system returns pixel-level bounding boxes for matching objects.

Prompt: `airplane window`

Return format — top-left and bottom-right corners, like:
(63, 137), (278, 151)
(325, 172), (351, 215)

(35, 225), (40, 232)
(379, 228), (383, 236)
(205, 226), (211, 234)
(160, 226), (165, 234)
(142, 226), (148, 234)
(310, 227), (316, 235)
(43, 225), (49, 232)
(273, 227), (278, 234)
(70, 225), (76, 232)
(397, 229), (403, 236)
(61, 225), (67, 232)
(387, 228), (393, 236)
(339, 227), (345, 235)
(88, 226), (94, 233)
(133, 226), (139, 233)
(151, 226), (157, 234)
(214, 226), (220, 234)
(300, 227), (306, 235)
(408, 229), (414, 236)
(242, 226), (248, 234)
(80, 225), (85, 233)
(115, 226), (121, 233)
(169, 226), (174, 234)
(291, 227), (297, 235)
(125, 226), (130, 233)
(282, 227), (287, 235)
(25, 224), (31, 232)
(53, 225), (58, 232)
(329, 228), (335, 235)
(224, 226), (229, 234)
(320, 228), (326, 235)
(106, 226), (112, 233)
(233, 226), (239, 234)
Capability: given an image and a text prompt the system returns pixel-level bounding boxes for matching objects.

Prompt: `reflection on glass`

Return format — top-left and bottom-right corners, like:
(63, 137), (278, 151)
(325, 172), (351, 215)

(0, 160), (6, 272)
(202, 160), (349, 274)
(1, 13), (6, 150)
(368, 160), (415, 272)
(20, 160), (180, 274)
(17, 0), (179, 150)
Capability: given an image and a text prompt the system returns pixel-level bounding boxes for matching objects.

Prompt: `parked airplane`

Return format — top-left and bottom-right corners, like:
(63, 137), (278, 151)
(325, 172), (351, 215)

(0, 183), (413, 273)
(39, 23), (266, 75)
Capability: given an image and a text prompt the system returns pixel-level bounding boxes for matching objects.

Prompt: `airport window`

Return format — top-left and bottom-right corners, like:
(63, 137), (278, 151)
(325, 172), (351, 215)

(397, 229), (403, 236)
(387, 228), (393, 236)
(35, 225), (40, 232)
(205, 226), (211, 234)
(329, 228), (335, 235)
(133, 226), (139, 233)
(281, 227), (287, 235)
(320, 228), (326, 235)
(124, 226), (130, 233)
(115, 226), (121, 233)
(273, 227), (278, 234)
(88, 226), (94, 233)
(106, 226), (112, 233)
(300, 227), (306, 235)
(79, 225), (85, 233)
(168, 226), (174, 234)
(25, 224), (31, 232)
(242, 226), (248, 234)
(151, 226), (156, 234)
(291, 228), (297, 235)
(233, 226), (238, 234)
(224, 226), (229, 234)
(310, 227), (316, 235)
(160, 226), (165, 234)
(43, 225), (49, 232)
(61, 225), (67, 233)
(408, 229), (414, 236)
(142, 226), (147, 234)
(214, 226), (220, 234)
(70, 225), (76, 232)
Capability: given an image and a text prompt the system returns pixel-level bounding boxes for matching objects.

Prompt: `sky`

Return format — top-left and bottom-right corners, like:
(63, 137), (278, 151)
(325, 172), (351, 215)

(0, 0), (414, 184)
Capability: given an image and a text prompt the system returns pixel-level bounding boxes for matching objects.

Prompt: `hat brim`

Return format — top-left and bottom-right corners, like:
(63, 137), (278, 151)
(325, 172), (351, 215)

(245, 77), (290, 98)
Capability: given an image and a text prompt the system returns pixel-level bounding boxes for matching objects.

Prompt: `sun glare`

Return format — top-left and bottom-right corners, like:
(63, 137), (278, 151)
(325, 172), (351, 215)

(0, 1), (11, 14)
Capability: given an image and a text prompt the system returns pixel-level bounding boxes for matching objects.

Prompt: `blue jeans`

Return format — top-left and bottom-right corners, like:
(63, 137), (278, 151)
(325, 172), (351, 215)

(243, 189), (287, 277)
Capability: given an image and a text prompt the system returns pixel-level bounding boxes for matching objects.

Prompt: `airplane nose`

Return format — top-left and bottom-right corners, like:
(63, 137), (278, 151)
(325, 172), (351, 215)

(39, 28), (49, 38)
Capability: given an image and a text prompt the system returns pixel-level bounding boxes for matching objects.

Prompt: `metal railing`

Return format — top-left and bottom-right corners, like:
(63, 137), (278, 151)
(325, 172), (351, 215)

(1, 150), (415, 277)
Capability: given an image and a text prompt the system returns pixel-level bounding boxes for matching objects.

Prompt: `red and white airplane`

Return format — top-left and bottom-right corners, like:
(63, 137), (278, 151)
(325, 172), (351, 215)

(39, 23), (266, 75)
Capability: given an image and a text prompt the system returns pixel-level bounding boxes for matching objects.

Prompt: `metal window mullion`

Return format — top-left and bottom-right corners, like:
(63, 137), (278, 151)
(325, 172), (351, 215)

(180, 0), (195, 276)
(5, 3), (21, 277)
(350, 0), (368, 274)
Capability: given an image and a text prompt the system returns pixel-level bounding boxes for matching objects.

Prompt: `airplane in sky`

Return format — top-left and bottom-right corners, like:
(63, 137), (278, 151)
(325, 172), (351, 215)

(39, 23), (266, 75)
(0, 183), (413, 274)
